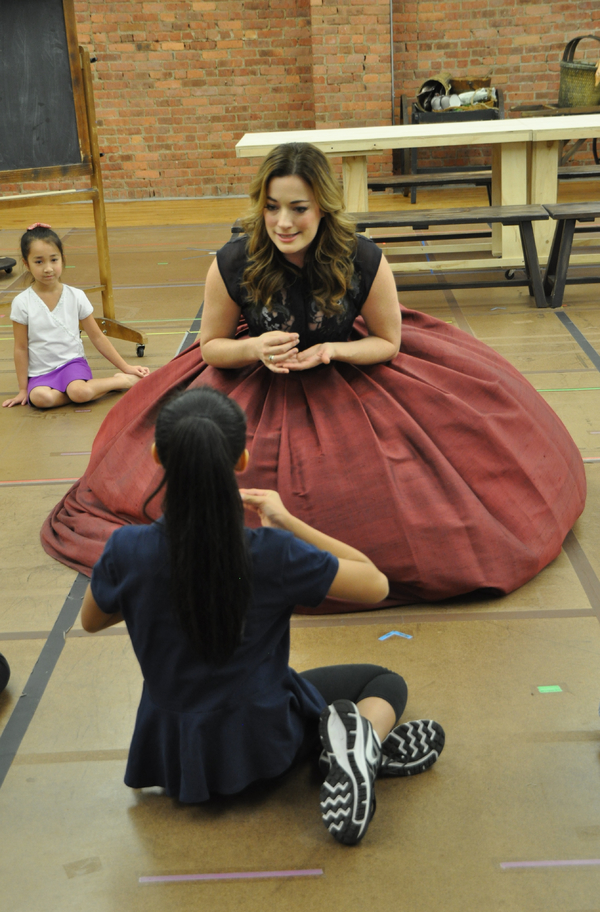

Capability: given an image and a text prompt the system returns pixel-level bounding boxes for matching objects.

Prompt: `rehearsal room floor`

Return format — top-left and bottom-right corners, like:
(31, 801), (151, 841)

(1, 181), (600, 912)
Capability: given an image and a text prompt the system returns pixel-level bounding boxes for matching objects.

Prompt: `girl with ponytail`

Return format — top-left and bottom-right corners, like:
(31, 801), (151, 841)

(81, 387), (444, 845)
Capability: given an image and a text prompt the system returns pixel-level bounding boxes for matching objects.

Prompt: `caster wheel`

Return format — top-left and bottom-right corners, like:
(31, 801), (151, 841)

(4, 266), (12, 274)
(136, 344), (145, 358)
(505, 269), (515, 280)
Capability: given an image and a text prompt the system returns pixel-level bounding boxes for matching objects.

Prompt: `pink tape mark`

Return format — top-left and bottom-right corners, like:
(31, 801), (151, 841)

(139, 868), (323, 884)
(501, 859), (600, 869)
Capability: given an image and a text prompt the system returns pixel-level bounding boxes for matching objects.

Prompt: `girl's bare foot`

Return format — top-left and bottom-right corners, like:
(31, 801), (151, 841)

(113, 372), (140, 389)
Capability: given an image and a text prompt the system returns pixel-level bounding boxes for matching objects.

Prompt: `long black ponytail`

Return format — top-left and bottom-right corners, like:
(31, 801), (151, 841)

(148, 387), (251, 665)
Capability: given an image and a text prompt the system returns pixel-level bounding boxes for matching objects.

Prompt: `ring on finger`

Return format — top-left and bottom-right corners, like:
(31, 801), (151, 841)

(268, 355), (275, 362)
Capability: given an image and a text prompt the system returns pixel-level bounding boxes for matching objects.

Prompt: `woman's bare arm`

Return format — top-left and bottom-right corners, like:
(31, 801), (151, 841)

(200, 259), (299, 373)
(283, 255), (401, 370)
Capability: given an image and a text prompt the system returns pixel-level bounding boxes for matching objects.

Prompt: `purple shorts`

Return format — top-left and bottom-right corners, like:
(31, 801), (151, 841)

(28, 357), (93, 398)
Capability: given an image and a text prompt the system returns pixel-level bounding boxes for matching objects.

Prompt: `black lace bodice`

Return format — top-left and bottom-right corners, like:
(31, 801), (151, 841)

(216, 234), (382, 351)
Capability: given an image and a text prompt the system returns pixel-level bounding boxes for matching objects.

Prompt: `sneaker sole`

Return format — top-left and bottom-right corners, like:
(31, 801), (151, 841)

(319, 700), (377, 845)
(380, 719), (445, 777)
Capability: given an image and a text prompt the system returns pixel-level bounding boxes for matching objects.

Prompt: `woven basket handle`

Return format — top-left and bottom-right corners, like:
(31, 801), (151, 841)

(562, 34), (600, 63)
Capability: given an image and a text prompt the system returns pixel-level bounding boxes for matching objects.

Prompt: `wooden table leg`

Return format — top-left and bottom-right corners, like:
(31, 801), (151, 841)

(543, 218), (576, 309)
(518, 220), (547, 308)
(498, 142), (528, 260)
(529, 139), (559, 259)
(342, 156), (369, 212)
(491, 145), (502, 256)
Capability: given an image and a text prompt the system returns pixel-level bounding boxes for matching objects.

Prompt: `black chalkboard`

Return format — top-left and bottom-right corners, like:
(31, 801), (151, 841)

(0, 0), (82, 172)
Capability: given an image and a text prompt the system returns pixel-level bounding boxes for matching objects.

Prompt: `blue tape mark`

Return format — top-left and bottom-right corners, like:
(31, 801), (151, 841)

(554, 311), (600, 373)
(379, 630), (413, 641)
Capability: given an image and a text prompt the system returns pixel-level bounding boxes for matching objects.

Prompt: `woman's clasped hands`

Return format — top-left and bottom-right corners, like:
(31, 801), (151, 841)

(255, 331), (334, 373)
(254, 331), (299, 373)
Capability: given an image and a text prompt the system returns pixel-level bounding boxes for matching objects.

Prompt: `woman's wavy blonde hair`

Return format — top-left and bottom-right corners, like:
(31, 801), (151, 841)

(240, 143), (357, 316)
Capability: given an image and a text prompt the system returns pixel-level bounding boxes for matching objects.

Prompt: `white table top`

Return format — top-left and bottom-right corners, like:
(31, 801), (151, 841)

(236, 113), (600, 156)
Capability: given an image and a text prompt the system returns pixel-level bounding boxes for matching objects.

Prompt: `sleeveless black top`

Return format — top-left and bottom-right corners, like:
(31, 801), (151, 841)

(216, 234), (382, 351)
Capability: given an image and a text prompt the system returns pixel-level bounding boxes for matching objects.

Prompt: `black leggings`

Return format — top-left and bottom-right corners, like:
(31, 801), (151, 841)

(300, 663), (407, 722)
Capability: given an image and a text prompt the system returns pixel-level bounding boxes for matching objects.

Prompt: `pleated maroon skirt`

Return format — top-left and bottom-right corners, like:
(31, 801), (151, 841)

(41, 307), (586, 613)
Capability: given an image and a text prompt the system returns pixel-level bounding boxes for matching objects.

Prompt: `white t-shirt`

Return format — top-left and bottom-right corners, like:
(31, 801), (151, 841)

(10, 285), (94, 377)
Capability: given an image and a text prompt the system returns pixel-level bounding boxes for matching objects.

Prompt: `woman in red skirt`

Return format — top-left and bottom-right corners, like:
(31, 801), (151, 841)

(41, 143), (586, 613)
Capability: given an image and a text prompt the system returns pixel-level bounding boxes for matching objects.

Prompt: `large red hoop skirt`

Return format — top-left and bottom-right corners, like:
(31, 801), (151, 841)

(41, 307), (586, 613)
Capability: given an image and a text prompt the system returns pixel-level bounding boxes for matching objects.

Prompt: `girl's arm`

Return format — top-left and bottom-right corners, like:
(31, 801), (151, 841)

(81, 583), (124, 632)
(2, 322), (29, 407)
(200, 259), (299, 374)
(79, 315), (150, 378)
(283, 256), (402, 371)
(240, 489), (389, 604)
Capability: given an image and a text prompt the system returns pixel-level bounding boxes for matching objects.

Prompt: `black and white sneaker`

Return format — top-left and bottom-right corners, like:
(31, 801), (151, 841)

(319, 700), (381, 845)
(380, 719), (445, 777)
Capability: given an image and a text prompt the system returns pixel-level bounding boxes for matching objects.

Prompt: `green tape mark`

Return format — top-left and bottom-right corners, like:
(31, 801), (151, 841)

(65, 265), (76, 268)
(537, 685), (563, 693)
(157, 262), (169, 265)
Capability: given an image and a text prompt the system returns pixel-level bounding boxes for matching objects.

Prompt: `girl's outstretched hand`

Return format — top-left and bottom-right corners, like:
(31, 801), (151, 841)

(122, 363), (151, 378)
(239, 488), (291, 529)
(2, 390), (28, 408)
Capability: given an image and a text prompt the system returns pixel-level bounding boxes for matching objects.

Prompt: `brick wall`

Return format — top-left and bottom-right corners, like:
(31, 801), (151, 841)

(1, 1), (597, 199)
(77, 0), (317, 198)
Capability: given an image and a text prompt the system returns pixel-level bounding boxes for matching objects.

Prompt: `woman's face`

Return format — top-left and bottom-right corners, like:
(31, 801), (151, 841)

(263, 175), (323, 267)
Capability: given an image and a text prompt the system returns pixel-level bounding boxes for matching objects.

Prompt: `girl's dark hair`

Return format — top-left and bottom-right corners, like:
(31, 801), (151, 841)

(147, 387), (251, 665)
(20, 225), (65, 262)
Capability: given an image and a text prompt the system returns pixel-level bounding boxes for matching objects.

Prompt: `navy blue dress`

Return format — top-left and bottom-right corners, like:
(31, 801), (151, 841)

(91, 521), (338, 803)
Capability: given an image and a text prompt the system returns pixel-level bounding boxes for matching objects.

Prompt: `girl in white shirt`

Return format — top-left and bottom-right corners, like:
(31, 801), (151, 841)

(3, 223), (149, 409)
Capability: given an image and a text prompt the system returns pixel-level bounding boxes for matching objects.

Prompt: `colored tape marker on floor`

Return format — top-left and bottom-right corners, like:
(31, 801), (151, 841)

(501, 859), (600, 869)
(139, 869), (323, 883)
(537, 685), (562, 693)
(379, 631), (412, 641)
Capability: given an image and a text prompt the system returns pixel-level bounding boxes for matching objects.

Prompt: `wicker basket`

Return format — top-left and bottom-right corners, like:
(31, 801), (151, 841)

(558, 34), (600, 107)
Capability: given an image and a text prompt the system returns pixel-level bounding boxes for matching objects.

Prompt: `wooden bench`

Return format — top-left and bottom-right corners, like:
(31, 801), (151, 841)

(543, 202), (600, 308)
(368, 170), (493, 203)
(368, 165), (600, 205)
(350, 205), (549, 308)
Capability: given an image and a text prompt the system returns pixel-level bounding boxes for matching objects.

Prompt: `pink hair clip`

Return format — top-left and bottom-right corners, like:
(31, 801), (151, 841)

(27, 222), (52, 231)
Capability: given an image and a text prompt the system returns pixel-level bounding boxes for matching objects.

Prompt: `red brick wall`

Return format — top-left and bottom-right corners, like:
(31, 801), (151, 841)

(395, 0), (600, 168)
(310, 0), (394, 178)
(310, 0), (392, 126)
(1, 1), (597, 199)
(77, 0), (317, 198)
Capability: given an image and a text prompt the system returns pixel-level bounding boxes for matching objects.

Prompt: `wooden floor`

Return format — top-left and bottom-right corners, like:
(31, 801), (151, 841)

(2, 184), (600, 912)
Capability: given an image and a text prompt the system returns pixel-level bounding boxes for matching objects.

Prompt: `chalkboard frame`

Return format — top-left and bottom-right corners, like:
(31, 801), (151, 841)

(0, 11), (147, 354)
(0, 0), (91, 184)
